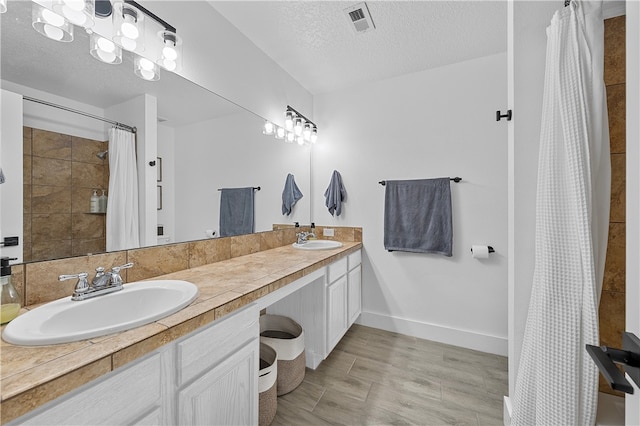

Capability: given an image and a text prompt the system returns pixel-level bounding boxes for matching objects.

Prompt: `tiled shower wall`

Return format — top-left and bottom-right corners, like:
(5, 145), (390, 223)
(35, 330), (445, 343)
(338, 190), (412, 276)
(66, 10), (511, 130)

(600, 15), (625, 396)
(23, 127), (109, 262)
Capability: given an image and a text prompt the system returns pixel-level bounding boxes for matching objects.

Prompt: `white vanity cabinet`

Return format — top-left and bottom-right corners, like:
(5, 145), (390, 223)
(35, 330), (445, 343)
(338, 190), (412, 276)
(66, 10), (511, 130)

(175, 304), (259, 425)
(11, 304), (259, 426)
(347, 250), (362, 326)
(13, 348), (171, 426)
(326, 257), (348, 354)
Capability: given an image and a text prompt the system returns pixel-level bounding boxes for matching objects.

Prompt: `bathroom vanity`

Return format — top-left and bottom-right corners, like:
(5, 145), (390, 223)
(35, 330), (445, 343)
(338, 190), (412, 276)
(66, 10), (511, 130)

(1, 242), (362, 424)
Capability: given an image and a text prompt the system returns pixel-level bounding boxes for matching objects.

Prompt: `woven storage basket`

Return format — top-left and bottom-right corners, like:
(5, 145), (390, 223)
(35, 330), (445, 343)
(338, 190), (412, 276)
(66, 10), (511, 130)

(259, 343), (278, 426)
(260, 314), (305, 396)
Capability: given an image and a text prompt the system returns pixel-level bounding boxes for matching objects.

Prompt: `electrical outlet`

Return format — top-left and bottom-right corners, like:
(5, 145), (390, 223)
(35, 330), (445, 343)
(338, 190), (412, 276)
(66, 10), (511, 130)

(323, 228), (335, 237)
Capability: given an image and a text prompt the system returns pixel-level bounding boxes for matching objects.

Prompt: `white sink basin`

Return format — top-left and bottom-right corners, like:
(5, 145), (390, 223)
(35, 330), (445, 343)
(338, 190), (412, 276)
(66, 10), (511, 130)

(2, 280), (198, 346)
(292, 240), (343, 250)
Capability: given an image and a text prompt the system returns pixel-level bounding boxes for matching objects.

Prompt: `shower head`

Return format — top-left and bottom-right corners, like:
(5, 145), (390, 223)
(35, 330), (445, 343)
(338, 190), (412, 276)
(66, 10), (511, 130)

(96, 150), (108, 160)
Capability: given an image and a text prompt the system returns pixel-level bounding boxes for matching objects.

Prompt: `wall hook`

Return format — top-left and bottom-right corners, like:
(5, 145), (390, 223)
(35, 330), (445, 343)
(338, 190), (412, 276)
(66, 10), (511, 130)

(496, 110), (512, 121)
(149, 160), (156, 166)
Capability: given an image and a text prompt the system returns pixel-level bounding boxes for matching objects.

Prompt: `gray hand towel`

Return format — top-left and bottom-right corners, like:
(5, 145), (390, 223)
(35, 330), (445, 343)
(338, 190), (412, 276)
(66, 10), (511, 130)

(383, 178), (452, 256)
(282, 173), (303, 215)
(0, 168), (4, 184)
(324, 170), (346, 216)
(219, 187), (255, 237)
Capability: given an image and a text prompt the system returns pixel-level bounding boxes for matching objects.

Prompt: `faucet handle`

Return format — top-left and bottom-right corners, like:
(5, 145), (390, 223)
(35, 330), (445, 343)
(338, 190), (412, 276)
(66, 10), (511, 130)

(110, 262), (133, 286)
(111, 262), (133, 273)
(59, 272), (90, 294)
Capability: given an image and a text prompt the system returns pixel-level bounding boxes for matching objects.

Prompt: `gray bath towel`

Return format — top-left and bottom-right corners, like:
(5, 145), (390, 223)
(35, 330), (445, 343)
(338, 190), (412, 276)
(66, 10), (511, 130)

(324, 170), (346, 216)
(384, 178), (452, 256)
(219, 187), (255, 237)
(282, 173), (303, 215)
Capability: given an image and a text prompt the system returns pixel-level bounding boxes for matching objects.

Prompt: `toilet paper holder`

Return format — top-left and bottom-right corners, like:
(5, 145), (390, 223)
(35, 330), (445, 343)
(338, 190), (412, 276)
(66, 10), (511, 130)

(470, 246), (495, 254)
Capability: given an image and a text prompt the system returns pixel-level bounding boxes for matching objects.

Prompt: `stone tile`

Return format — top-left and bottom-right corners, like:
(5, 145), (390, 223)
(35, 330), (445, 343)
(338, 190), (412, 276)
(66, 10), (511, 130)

(604, 15), (625, 86)
(603, 223), (625, 293)
(188, 238), (231, 268)
(334, 227), (356, 242)
(71, 161), (104, 190)
(32, 129), (71, 160)
(127, 243), (190, 282)
(23, 127), (32, 156)
(354, 227), (363, 242)
(9, 264), (25, 307)
(71, 136), (107, 164)
(32, 156), (71, 187)
(25, 251), (127, 305)
(23, 242), (32, 263)
(599, 290), (625, 349)
(260, 230), (283, 250)
(23, 154), (32, 185)
(72, 238), (106, 257)
(31, 185), (71, 214)
(31, 213), (72, 243)
(230, 233), (261, 258)
(23, 184), (32, 215)
(31, 239), (72, 262)
(71, 213), (105, 240)
(213, 292), (245, 318)
(72, 186), (100, 213)
(606, 83), (625, 154)
(610, 153), (625, 222)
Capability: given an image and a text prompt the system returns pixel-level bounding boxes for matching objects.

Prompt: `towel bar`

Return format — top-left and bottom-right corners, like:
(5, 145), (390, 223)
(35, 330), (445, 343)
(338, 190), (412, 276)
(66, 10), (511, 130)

(218, 187), (261, 191)
(379, 177), (461, 186)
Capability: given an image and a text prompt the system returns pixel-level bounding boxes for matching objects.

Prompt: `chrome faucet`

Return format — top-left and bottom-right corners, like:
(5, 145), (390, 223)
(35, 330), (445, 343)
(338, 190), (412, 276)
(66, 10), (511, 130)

(60, 262), (134, 301)
(296, 232), (310, 244)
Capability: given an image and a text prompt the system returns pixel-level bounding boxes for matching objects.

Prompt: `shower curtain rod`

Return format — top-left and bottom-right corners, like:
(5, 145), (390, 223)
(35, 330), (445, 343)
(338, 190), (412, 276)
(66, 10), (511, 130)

(23, 96), (137, 133)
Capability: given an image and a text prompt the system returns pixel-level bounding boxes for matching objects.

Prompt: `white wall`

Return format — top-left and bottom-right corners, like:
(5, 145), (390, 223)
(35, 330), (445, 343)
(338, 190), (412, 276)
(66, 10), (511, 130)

(147, 1), (313, 127)
(0, 90), (24, 262)
(508, 0), (559, 397)
(312, 53), (508, 355)
(173, 111), (310, 242)
(106, 95), (158, 248)
(626, 1), (640, 422)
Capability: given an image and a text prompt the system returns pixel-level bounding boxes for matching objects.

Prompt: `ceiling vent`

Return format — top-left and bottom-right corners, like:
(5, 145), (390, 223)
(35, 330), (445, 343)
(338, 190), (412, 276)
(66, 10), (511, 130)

(344, 2), (375, 34)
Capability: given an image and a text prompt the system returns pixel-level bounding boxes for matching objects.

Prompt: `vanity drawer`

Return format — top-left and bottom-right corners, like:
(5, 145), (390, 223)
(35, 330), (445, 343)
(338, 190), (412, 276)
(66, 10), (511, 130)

(348, 250), (361, 270)
(176, 304), (259, 386)
(328, 257), (348, 283)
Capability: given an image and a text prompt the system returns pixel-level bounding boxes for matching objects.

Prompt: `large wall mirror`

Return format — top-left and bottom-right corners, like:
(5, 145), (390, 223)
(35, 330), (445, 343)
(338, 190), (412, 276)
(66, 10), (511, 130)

(1, 1), (310, 263)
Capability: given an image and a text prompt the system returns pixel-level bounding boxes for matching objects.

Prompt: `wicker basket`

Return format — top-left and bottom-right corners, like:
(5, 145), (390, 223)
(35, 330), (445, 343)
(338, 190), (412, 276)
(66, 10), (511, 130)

(260, 314), (306, 396)
(259, 343), (278, 426)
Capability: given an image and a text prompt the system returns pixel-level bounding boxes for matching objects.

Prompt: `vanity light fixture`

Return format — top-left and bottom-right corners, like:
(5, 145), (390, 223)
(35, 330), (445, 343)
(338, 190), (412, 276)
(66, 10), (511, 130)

(112, 1), (144, 52)
(284, 110), (294, 131)
(134, 56), (160, 81)
(285, 131), (295, 143)
(32, 2), (73, 42)
(261, 106), (318, 145)
(90, 33), (122, 64)
(310, 126), (318, 144)
(293, 117), (303, 136)
(52, 0), (94, 28)
(0, 0), (7, 14)
(275, 126), (286, 139)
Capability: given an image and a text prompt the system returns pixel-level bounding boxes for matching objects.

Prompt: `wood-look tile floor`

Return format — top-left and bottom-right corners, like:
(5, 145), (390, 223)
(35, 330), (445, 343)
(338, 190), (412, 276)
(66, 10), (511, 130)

(271, 324), (507, 426)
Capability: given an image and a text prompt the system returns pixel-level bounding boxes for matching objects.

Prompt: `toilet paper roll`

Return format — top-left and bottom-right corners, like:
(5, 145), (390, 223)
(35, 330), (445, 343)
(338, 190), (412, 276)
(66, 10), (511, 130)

(471, 245), (490, 259)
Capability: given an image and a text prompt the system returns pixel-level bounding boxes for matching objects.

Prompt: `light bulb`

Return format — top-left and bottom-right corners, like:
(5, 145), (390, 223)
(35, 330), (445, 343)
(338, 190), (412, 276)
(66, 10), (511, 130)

(310, 128), (318, 144)
(161, 59), (176, 71)
(285, 132), (295, 143)
(121, 20), (139, 39)
(96, 49), (116, 63)
(0, 0), (6, 14)
(284, 111), (294, 131)
(134, 56), (160, 81)
(120, 37), (137, 51)
(61, 5), (86, 25)
(293, 118), (303, 136)
(263, 121), (274, 135)
(97, 37), (115, 53)
(44, 24), (64, 40)
(139, 58), (154, 70)
(303, 123), (312, 140)
(42, 9), (66, 26)
(297, 135), (305, 146)
(162, 45), (177, 61)
(275, 127), (285, 139)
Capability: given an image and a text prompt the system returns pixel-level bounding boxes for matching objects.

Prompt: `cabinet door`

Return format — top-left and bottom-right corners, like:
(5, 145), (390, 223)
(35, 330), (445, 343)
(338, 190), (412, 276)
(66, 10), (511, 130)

(326, 275), (348, 354)
(16, 351), (167, 426)
(348, 264), (362, 326)
(178, 339), (258, 426)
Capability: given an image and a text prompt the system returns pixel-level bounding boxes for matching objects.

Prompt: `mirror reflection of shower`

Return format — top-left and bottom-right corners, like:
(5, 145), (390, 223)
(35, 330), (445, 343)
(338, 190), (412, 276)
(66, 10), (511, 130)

(96, 150), (108, 160)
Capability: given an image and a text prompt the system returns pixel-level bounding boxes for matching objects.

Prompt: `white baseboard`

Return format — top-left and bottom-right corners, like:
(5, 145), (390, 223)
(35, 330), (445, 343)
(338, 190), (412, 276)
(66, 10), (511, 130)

(503, 396), (511, 426)
(357, 310), (508, 356)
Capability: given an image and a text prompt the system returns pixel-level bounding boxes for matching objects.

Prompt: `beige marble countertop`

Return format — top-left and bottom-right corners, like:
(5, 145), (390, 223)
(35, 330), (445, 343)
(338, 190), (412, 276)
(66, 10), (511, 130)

(0, 242), (362, 423)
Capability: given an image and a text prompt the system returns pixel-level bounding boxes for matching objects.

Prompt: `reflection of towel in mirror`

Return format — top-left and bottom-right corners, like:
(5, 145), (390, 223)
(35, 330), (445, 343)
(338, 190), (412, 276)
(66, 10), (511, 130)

(219, 187), (255, 237)
(324, 170), (346, 216)
(0, 168), (5, 184)
(282, 173), (303, 215)
(383, 178), (452, 256)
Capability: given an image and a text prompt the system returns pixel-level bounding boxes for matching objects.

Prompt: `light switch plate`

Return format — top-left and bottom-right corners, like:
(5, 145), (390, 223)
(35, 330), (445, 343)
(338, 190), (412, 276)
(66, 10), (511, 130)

(323, 228), (335, 237)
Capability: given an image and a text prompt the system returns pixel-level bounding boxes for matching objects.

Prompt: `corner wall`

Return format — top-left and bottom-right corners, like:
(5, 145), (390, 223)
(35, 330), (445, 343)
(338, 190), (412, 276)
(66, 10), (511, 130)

(312, 53), (508, 355)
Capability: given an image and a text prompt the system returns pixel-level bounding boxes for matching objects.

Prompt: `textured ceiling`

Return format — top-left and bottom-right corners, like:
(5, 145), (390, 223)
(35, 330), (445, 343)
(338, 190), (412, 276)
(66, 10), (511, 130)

(210, 1), (508, 95)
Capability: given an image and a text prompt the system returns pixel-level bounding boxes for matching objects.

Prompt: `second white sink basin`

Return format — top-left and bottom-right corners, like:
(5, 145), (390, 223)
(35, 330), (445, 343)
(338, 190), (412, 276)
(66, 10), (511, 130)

(292, 240), (343, 250)
(2, 280), (199, 346)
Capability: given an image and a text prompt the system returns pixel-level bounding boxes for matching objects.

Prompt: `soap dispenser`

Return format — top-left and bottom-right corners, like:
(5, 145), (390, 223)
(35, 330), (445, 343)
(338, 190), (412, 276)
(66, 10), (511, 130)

(90, 189), (99, 213)
(1, 257), (21, 324)
(98, 189), (108, 213)
(309, 223), (317, 239)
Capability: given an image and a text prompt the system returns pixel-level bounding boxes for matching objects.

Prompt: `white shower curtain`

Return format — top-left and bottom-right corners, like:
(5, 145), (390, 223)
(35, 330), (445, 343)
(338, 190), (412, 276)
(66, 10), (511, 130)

(106, 127), (140, 252)
(512, 1), (610, 425)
